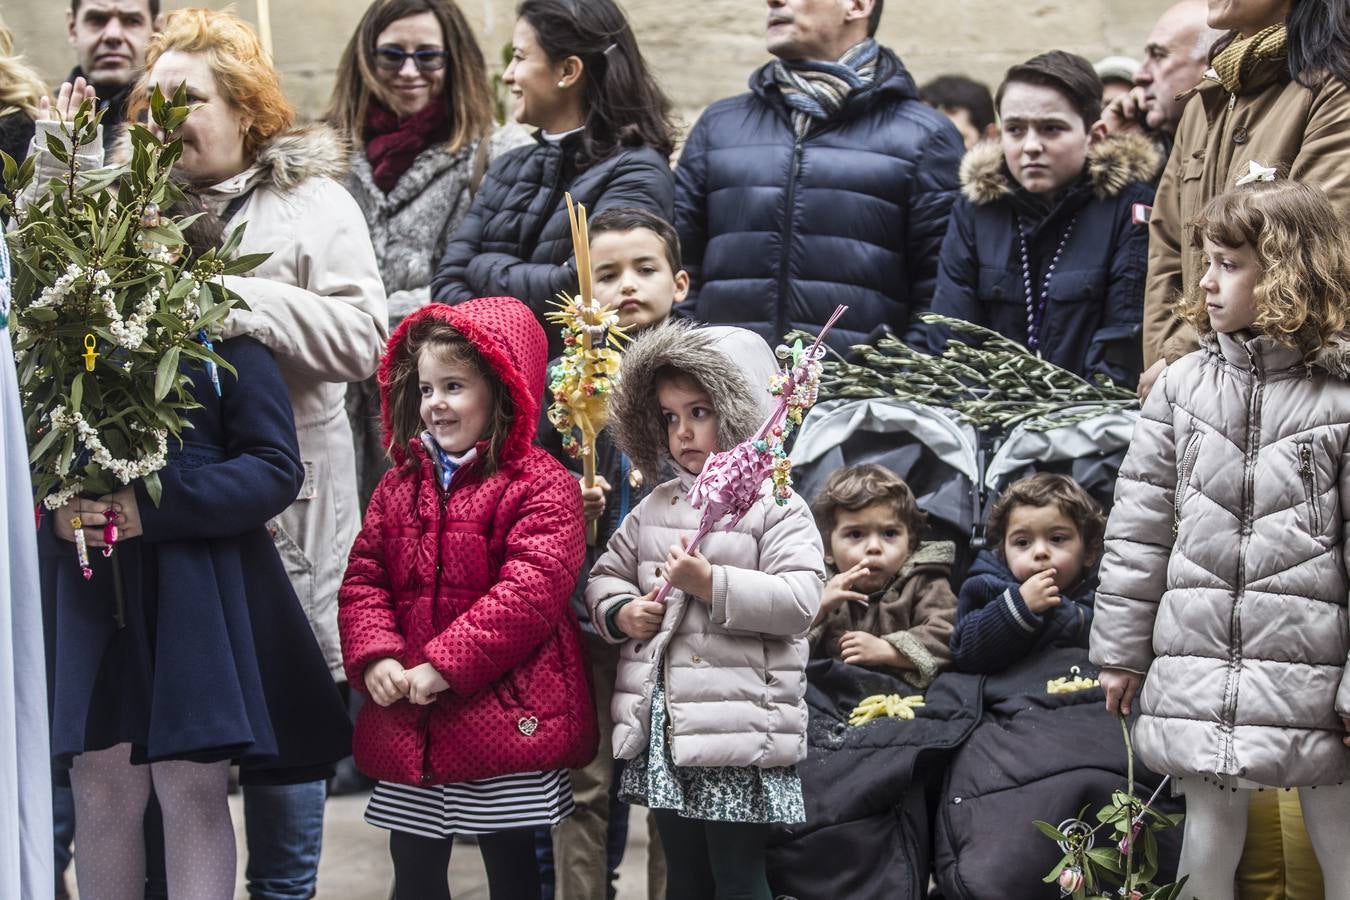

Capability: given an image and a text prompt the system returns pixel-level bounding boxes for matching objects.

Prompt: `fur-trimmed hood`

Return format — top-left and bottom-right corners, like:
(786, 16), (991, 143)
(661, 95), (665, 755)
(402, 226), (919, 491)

(609, 321), (779, 481)
(959, 132), (1160, 206)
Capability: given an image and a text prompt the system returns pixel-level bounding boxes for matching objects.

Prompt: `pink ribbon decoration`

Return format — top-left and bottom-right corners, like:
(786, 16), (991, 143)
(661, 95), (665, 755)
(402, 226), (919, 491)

(652, 305), (846, 604)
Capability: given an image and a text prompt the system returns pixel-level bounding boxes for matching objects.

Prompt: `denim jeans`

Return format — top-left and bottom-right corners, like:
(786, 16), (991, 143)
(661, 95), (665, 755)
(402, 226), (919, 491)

(242, 780), (327, 899)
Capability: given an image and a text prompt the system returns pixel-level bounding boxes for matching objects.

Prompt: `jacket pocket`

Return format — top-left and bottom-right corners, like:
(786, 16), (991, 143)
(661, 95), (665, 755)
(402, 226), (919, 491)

(1174, 431), (1204, 534)
(268, 517), (315, 612)
(1298, 440), (1322, 534)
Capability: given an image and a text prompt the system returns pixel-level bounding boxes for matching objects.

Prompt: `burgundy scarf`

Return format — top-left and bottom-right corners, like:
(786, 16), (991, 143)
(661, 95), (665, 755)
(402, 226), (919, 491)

(364, 100), (451, 193)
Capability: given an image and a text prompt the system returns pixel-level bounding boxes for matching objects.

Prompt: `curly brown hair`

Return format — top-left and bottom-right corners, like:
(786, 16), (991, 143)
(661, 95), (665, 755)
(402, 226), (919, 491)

(1179, 180), (1350, 360)
(811, 464), (927, 553)
(987, 473), (1105, 563)
(383, 320), (514, 475)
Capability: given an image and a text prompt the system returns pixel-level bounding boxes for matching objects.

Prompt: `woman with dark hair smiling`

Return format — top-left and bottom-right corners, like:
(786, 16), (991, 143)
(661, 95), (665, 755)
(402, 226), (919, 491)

(431, 0), (676, 355)
(1139, 0), (1350, 389)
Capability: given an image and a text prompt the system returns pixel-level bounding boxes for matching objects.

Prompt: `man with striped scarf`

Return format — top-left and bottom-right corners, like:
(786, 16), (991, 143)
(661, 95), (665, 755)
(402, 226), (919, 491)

(674, 0), (964, 354)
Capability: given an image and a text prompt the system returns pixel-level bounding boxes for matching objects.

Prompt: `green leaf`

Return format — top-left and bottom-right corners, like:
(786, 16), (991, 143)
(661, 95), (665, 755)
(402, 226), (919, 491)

(153, 347), (181, 402)
(44, 133), (71, 166)
(143, 470), (163, 506)
(27, 426), (61, 465)
(71, 372), (84, 412)
(218, 251), (271, 276)
(1042, 854), (1070, 884)
(1085, 847), (1122, 874)
(1033, 820), (1069, 842)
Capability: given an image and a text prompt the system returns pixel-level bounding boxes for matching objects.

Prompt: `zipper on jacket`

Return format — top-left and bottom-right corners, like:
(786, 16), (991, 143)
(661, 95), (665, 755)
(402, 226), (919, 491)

(1219, 361), (1265, 774)
(774, 137), (806, 343)
(1299, 441), (1321, 533)
(1174, 431), (1204, 535)
(420, 483), (450, 785)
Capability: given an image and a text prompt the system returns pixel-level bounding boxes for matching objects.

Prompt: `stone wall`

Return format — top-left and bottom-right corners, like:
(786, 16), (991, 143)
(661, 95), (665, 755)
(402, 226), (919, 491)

(6, 0), (1174, 127)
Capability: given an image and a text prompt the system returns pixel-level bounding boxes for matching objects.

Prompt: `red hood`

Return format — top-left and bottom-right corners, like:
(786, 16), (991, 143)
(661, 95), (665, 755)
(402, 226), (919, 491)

(379, 298), (547, 466)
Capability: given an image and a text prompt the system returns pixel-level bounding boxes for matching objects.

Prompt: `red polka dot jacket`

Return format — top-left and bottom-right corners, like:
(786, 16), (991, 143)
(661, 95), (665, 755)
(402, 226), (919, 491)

(338, 298), (596, 786)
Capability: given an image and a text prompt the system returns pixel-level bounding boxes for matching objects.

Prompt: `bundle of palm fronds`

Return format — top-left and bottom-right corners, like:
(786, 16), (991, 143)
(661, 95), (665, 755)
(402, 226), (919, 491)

(795, 315), (1137, 434)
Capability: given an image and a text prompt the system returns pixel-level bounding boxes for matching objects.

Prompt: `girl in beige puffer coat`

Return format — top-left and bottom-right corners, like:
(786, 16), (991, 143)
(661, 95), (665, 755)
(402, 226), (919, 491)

(1090, 180), (1350, 900)
(585, 322), (825, 900)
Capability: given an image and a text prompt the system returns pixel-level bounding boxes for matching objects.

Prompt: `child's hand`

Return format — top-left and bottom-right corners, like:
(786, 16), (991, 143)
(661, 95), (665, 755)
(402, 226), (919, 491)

(839, 631), (904, 668)
(404, 662), (450, 706)
(364, 657), (409, 707)
(581, 475), (612, 523)
(665, 536), (713, 601)
(822, 561), (871, 615)
(52, 488), (143, 547)
(616, 590), (665, 640)
(1020, 569), (1061, 613)
(1101, 667), (1144, 716)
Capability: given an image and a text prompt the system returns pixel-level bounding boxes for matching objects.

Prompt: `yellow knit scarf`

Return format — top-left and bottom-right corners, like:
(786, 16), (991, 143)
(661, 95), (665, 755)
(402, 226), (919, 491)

(1212, 24), (1288, 93)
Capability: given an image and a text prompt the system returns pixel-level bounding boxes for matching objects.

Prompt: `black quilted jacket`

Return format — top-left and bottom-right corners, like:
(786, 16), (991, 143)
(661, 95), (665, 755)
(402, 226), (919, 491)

(673, 47), (963, 352)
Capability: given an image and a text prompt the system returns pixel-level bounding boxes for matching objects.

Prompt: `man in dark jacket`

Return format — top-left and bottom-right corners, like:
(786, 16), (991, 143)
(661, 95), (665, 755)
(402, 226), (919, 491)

(66, 0), (160, 152)
(674, 0), (963, 352)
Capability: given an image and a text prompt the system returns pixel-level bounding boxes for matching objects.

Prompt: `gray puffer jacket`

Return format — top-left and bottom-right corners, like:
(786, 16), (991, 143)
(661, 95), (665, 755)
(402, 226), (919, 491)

(585, 323), (826, 768)
(1090, 331), (1350, 787)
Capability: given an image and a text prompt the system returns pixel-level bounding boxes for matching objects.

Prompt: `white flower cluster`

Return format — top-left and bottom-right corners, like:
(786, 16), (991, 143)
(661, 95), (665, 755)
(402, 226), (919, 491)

(31, 263), (87, 310)
(43, 479), (87, 510)
(103, 286), (160, 350)
(42, 404), (170, 507)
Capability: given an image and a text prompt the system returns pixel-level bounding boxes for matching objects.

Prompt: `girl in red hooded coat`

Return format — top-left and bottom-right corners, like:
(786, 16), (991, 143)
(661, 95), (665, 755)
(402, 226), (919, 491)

(338, 297), (595, 900)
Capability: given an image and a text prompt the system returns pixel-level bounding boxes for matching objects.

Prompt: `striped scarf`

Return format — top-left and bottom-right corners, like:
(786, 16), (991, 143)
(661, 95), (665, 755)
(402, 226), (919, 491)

(1212, 24), (1287, 93)
(771, 39), (880, 137)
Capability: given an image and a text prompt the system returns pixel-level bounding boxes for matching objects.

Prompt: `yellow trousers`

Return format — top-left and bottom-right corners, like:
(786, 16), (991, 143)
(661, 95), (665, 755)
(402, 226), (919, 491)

(1236, 789), (1324, 900)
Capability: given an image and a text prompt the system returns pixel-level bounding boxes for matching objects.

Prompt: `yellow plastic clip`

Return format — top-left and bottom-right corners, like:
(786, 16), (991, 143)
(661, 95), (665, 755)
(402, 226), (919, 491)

(82, 334), (99, 372)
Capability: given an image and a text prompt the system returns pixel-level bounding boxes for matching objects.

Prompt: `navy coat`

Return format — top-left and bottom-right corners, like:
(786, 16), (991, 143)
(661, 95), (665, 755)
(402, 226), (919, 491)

(673, 47), (964, 352)
(948, 550), (1096, 675)
(42, 338), (351, 780)
(928, 134), (1159, 385)
(432, 132), (674, 355)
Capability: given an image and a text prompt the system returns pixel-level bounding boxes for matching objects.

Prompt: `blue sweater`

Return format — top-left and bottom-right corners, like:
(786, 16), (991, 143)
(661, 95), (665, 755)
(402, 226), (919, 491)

(949, 550), (1096, 674)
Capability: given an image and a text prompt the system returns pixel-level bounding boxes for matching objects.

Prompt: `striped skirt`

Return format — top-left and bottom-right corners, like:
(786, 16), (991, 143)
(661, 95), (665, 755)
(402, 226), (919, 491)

(365, 769), (575, 838)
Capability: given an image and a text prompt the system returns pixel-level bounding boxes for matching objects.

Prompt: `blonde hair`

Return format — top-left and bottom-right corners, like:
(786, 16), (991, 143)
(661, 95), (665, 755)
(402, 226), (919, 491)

(129, 8), (295, 159)
(0, 17), (49, 119)
(1181, 180), (1350, 359)
(326, 0), (494, 152)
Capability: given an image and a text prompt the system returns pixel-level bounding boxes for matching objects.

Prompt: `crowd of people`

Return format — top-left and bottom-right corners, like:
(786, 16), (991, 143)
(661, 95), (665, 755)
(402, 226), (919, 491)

(2, 0), (1350, 898)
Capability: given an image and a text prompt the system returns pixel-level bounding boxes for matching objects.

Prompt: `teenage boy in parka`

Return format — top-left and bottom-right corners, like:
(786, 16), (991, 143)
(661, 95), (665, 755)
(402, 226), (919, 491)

(928, 51), (1158, 387)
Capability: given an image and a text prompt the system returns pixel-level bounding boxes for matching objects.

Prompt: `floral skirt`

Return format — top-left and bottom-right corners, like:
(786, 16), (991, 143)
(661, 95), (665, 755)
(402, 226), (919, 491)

(619, 669), (804, 824)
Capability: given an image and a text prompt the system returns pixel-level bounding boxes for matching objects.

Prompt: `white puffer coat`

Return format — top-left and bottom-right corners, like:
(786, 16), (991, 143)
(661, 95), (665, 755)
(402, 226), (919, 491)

(1090, 331), (1350, 787)
(585, 324), (825, 768)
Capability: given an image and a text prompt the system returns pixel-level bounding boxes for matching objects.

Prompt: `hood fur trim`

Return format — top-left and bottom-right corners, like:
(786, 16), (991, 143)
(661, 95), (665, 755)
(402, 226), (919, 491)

(1313, 339), (1350, 379)
(251, 124), (350, 190)
(609, 321), (779, 481)
(960, 132), (1161, 205)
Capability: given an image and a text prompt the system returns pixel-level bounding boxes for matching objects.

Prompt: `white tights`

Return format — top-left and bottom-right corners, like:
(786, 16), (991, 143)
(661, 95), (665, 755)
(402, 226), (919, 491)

(1178, 781), (1350, 900)
(69, 743), (235, 900)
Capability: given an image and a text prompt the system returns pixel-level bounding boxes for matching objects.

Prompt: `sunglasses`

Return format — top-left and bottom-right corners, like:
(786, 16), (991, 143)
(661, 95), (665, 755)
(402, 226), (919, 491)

(373, 46), (449, 72)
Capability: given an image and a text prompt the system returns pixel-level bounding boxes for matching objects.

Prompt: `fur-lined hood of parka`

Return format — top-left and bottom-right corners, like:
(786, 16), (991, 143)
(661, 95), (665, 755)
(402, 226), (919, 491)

(959, 131), (1160, 206)
(609, 321), (779, 481)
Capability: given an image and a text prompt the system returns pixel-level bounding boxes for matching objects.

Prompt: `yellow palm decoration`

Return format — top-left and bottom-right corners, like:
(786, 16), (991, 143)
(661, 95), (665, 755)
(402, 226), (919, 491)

(545, 194), (630, 544)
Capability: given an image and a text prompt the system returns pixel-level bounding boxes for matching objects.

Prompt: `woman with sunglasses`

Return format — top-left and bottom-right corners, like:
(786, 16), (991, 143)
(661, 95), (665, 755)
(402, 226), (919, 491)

(330, 0), (529, 513)
(430, 0), (677, 356)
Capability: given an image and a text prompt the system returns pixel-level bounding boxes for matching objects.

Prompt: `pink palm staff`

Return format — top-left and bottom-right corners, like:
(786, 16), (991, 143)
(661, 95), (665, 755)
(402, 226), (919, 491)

(652, 305), (847, 604)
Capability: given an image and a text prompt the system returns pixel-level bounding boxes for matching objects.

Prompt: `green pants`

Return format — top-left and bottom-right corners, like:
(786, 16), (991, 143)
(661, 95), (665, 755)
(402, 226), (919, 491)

(651, 809), (773, 900)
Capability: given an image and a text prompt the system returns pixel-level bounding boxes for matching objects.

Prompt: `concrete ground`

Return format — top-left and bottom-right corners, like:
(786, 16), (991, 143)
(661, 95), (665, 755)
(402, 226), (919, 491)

(68, 792), (653, 899)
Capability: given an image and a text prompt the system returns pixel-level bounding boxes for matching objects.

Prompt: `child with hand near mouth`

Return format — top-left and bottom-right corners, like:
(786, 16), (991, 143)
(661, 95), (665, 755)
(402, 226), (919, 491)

(950, 473), (1104, 674)
(808, 464), (958, 688)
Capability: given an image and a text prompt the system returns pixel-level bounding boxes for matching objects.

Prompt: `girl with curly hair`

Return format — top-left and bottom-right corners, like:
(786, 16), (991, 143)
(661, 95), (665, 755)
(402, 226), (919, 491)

(1090, 178), (1350, 900)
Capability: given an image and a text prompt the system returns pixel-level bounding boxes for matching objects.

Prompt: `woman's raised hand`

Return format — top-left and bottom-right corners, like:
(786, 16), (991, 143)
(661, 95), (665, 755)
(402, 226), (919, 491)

(39, 77), (97, 123)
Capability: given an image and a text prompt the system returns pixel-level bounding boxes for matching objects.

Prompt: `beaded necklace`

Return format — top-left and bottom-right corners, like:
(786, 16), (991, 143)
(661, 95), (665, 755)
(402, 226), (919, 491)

(1016, 213), (1078, 353)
